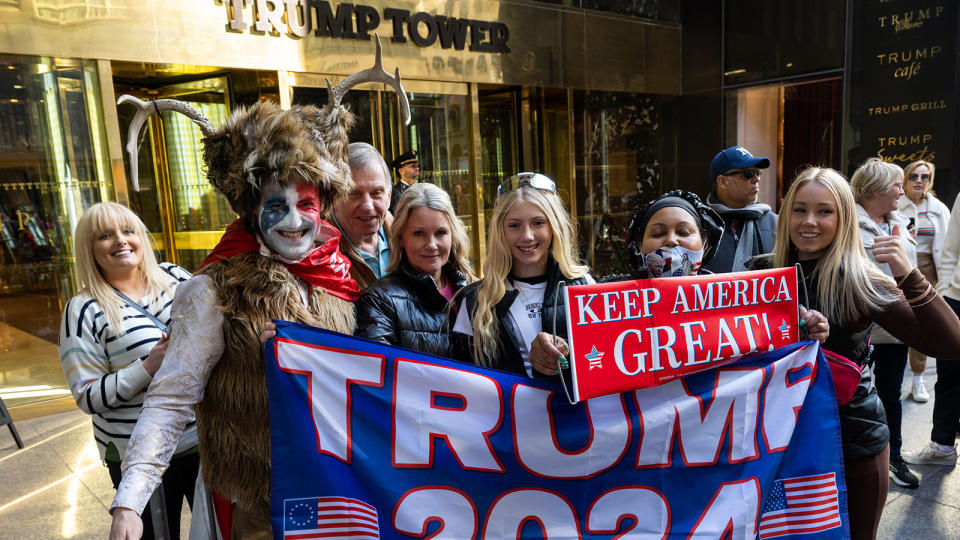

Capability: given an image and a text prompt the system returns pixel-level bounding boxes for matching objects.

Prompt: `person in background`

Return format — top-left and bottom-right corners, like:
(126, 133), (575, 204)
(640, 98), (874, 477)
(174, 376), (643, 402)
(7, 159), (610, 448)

(897, 160), (951, 403)
(331, 142), (392, 289)
(703, 146), (777, 273)
(851, 158), (920, 490)
(751, 166), (960, 540)
(60, 202), (198, 540)
(450, 172), (592, 379)
(355, 183), (475, 356)
(389, 150), (419, 214)
(903, 190), (960, 469)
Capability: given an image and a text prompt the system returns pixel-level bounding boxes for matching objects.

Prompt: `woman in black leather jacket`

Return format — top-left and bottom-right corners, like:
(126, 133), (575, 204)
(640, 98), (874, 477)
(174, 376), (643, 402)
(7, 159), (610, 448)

(450, 173), (593, 379)
(355, 183), (475, 356)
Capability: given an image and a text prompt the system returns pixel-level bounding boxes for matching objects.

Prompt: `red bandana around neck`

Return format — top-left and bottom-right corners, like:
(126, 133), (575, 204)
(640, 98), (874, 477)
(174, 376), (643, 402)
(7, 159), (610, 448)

(199, 219), (362, 302)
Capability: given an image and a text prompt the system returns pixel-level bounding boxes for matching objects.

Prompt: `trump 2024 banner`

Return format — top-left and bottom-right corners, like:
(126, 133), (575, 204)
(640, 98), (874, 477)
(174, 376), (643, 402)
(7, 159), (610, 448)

(565, 268), (800, 401)
(265, 322), (848, 539)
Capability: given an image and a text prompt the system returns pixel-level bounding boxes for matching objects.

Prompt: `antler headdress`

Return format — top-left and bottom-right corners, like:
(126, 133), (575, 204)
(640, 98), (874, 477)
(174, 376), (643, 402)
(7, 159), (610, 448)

(119, 36), (410, 218)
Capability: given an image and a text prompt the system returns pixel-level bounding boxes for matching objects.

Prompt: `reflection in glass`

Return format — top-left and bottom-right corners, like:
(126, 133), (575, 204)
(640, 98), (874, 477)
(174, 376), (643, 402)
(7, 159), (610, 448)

(0, 55), (113, 409)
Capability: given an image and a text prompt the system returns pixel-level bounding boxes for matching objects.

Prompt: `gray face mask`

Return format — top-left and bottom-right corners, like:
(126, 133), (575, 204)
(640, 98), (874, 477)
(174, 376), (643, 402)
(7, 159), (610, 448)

(641, 245), (705, 278)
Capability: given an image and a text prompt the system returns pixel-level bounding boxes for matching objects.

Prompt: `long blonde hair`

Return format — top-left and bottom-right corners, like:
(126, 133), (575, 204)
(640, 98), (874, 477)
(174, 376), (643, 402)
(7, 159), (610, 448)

(73, 203), (174, 334)
(387, 183), (476, 281)
(470, 186), (589, 367)
(772, 167), (898, 325)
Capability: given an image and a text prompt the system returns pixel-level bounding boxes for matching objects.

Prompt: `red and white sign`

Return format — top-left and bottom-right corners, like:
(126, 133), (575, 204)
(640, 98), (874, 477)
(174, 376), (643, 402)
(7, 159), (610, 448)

(565, 267), (799, 401)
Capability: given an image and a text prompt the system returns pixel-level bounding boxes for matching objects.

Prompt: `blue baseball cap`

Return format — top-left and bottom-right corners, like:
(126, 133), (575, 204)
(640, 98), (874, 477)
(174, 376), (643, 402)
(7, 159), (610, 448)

(710, 146), (771, 180)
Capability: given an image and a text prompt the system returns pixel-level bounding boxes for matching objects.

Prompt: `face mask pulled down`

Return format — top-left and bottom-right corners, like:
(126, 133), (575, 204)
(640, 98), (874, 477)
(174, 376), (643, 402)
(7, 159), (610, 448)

(640, 245), (704, 278)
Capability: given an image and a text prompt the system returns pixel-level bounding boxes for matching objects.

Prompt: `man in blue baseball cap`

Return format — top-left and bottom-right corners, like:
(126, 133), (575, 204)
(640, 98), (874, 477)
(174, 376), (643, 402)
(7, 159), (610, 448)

(702, 146), (777, 273)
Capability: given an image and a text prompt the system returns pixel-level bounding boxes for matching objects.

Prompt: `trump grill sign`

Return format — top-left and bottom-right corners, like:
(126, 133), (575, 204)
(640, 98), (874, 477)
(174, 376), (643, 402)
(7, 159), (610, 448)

(565, 267), (800, 401)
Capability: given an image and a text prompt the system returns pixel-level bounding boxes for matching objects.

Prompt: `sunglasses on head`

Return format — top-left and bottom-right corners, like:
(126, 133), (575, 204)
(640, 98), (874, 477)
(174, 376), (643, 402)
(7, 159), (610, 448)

(908, 173), (931, 183)
(724, 168), (761, 179)
(497, 172), (557, 197)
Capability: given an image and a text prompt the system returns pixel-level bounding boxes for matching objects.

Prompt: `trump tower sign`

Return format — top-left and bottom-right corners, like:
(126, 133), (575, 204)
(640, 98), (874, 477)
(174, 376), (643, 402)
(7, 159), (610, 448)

(265, 316), (848, 539)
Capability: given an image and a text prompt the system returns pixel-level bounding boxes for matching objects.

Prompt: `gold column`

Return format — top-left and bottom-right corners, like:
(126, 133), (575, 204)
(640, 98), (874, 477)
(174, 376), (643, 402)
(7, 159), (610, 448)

(96, 59), (129, 206)
(278, 70), (292, 110)
(149, 119), (179, 265)
(466, 82), (485, 275)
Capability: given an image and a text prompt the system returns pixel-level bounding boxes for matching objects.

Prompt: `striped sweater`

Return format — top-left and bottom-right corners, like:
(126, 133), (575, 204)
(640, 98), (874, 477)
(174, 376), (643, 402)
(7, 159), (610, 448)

(59, 263), (198, 461)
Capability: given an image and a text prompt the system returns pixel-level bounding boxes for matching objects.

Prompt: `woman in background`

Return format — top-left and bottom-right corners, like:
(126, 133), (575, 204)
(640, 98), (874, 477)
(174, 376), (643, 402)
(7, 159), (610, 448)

(355, 183), (475, 356)
(898, 159), (951, 403)
(59, 202), (198, 540)
(451, 173), (592, 378)
(851, 158), (919, 490)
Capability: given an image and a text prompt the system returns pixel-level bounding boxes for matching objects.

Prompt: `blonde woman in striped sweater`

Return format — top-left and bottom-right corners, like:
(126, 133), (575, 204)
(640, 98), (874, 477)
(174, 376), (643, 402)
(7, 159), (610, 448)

(59, 202), (198, 539)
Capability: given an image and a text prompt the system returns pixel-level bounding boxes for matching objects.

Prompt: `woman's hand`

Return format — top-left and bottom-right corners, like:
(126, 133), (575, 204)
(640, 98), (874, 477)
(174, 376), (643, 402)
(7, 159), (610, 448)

(799, 306), (829, 343)
(872, 223), (913, 277)
(260, 322), (277, 345)
(529, 332), (568, 376)
(141, 334), (168, 376)
(109, 507), (143, 540)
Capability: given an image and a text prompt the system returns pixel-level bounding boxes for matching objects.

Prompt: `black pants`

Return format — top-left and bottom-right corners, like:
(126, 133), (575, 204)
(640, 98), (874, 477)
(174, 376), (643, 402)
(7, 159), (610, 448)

(932, 296), (960, 446)
(872, 343), (909, 460)
(108, 451), (201, 540)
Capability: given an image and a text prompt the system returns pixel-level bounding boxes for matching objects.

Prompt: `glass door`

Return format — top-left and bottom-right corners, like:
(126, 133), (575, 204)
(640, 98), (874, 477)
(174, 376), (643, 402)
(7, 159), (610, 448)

(116, 76), (234, 270)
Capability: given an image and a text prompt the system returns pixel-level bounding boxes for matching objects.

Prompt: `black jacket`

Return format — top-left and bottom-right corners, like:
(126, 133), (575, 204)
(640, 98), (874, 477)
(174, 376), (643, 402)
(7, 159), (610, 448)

(702, 205), (777, 274)
(748, 256), (888, 460)
(449, 259), (592, 381)
(355, 260), (467, 357)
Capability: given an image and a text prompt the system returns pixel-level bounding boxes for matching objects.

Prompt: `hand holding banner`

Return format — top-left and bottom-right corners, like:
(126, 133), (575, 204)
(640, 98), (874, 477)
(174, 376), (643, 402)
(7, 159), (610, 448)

(565, 267), (799, 401)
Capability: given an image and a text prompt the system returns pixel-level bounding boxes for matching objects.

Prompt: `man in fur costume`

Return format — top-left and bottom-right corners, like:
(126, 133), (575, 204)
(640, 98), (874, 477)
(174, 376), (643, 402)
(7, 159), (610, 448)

(109, 46), (409, 539)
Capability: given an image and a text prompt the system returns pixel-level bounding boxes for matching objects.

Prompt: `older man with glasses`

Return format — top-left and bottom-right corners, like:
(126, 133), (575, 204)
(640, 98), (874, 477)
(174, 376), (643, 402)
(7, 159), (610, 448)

(702, 146), (777, 273)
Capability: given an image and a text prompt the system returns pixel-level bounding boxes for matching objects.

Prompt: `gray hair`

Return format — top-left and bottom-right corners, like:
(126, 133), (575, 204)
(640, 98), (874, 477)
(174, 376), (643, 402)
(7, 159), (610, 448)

(387, 183), (476, 281)
(851, 157), (903, 203)
(347, 142), (391, 185)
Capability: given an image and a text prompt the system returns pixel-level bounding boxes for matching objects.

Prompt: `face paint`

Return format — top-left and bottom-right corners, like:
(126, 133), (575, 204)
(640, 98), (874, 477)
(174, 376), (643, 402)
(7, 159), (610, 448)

(257, 180), (321, 261)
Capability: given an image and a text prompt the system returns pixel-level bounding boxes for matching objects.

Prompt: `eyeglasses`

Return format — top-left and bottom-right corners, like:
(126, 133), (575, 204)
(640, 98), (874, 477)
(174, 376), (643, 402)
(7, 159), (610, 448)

(908, 173), (931, 183)
(497, 172), (557, 197)
(724, 168), (761, 179)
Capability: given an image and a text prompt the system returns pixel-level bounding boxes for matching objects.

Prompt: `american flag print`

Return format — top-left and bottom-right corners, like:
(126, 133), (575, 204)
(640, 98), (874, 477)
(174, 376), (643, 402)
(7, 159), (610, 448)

(283, 496), (380, 539)
(758, 472), (842, 539)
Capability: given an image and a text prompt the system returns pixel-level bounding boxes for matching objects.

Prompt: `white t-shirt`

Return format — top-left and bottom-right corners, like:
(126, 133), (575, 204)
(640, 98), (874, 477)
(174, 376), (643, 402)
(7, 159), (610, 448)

(453, 279), (548, 377)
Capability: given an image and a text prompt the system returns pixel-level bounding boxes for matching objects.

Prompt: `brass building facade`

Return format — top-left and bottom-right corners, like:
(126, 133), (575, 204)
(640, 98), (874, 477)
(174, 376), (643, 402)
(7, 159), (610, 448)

(0, 0), (685, 414)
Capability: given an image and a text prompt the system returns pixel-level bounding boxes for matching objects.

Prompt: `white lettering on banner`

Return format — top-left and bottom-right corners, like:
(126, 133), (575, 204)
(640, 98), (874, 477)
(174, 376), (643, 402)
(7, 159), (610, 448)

(585, 487), (670, 537)
(634, 368), (764, 467)
(614, 329), (647, 375)
(671, 276), (794, 314)
(276, 340), (818, 478)
(275, 340), (385, 462)
(394, 487), (477, 539)
(688, 478), (761, 539)
(482, 489), (580, 539)
(513, 390), (630, 479)
(393, 359), (505, 472)
(762, 348), (818, 452)
(574, 287), (660, 325)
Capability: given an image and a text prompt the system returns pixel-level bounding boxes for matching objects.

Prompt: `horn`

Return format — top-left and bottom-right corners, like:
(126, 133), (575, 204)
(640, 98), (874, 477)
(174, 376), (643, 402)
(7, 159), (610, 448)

(326, 34), (411, 125)
(117, 95), (218, 191)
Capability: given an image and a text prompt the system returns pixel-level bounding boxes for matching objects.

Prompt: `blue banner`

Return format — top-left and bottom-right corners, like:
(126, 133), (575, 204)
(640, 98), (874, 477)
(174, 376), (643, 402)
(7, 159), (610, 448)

(266, 321), (849, 539)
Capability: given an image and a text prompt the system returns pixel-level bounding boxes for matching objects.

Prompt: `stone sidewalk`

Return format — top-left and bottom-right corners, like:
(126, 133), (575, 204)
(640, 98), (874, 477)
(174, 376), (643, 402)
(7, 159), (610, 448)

(1, 361), (957, 539)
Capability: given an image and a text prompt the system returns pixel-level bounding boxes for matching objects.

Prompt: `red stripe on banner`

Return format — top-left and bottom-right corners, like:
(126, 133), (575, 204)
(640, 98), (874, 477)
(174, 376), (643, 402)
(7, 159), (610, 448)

(759, 505), (841, 528)
(314, 521), (379, 531)
(285, 530), (380, 540)
(759, 517), (842, 539)
(316, 497), (377, 512)
(315, 513), (378, 524)
(315, 505), (378, 519)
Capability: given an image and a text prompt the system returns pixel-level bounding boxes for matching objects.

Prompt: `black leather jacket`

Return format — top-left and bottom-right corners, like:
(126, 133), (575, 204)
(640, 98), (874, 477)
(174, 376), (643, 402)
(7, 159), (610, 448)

(449, 259), (592, 381)
(355, 260), (468, 358)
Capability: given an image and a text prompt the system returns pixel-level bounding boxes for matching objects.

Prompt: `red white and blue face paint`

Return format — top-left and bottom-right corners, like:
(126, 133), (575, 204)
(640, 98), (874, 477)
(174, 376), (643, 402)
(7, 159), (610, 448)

(257, 180), (322, 261)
